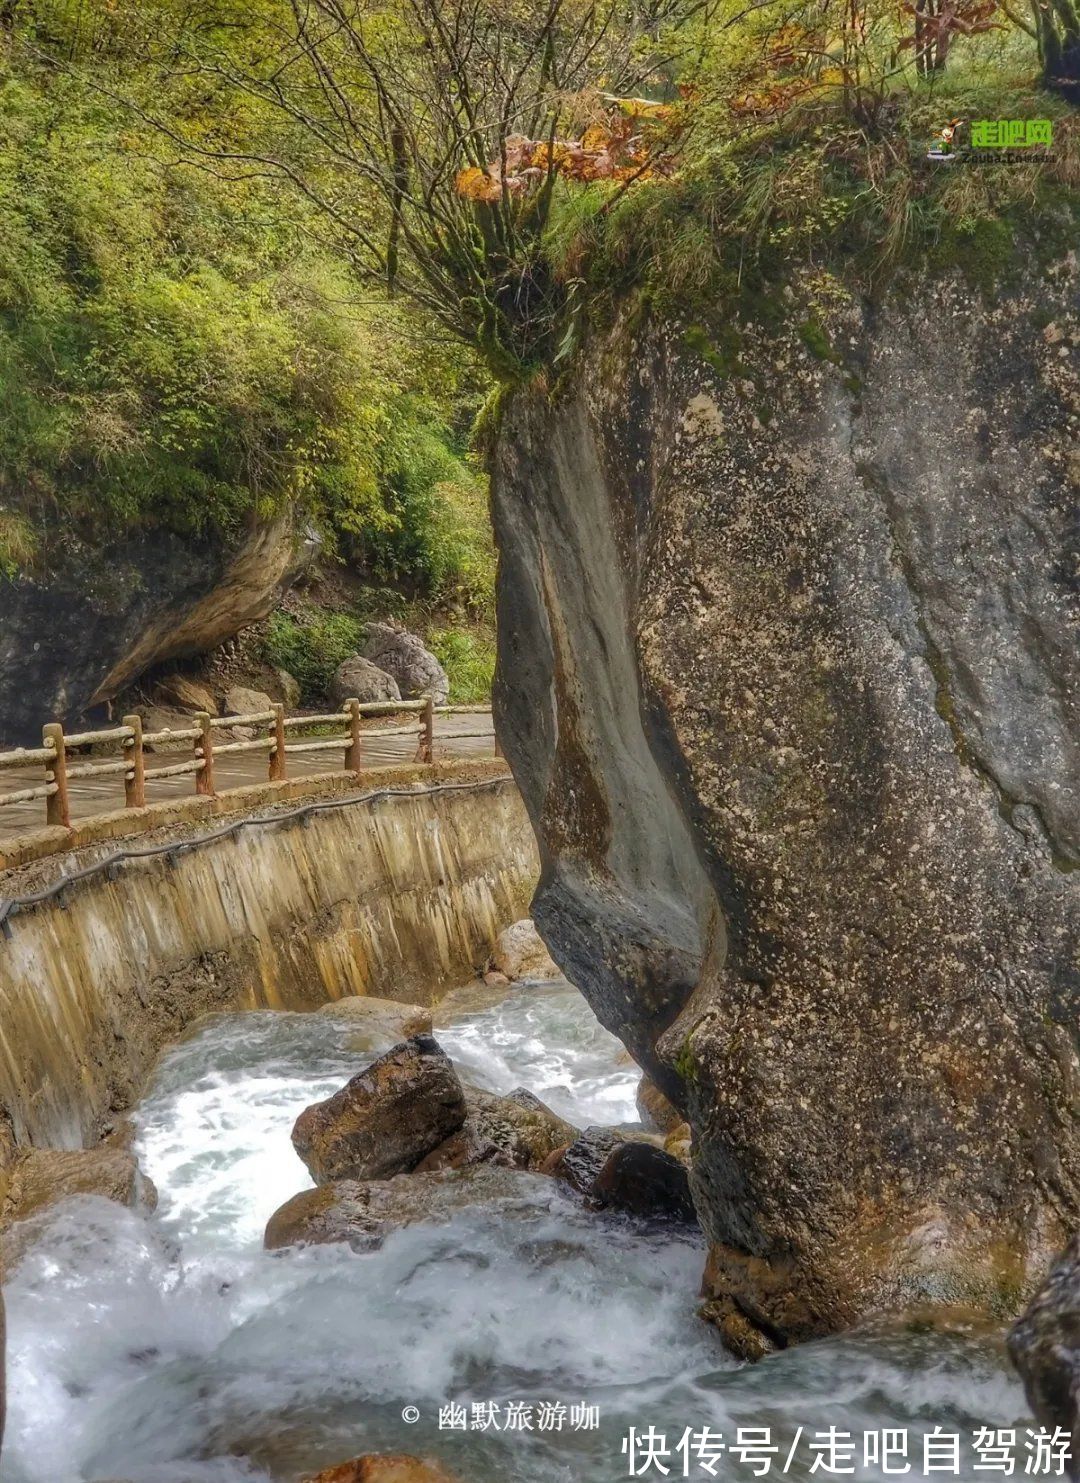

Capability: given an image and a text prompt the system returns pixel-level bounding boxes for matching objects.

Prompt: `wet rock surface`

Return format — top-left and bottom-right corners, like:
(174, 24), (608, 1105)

(292, 1036), (468, 1184)
(415, 1085), (577, 1173)
(1008, 1236), (1080, 1477)
(636, 1075), (683, 1136)
(265, 1167), (555, 1252)
(591, 1140), (696, 1223)
(490, 918), (561, 982)
(304, 1454), (460, 1482)
(492, 262), (1080, 1344)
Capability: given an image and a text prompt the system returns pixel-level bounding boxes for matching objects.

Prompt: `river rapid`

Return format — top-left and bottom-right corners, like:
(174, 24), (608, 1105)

(2, 981), (1027, 1483)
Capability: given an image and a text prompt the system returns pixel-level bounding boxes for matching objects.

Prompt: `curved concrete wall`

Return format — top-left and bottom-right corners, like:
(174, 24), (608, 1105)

(0, 762), (536, 1154)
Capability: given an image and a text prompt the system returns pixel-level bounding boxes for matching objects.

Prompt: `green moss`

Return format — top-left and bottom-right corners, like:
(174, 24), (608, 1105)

(798, 318), (843, 365)
(925, 216), (1019, 297)
(684, 323), (746, 380)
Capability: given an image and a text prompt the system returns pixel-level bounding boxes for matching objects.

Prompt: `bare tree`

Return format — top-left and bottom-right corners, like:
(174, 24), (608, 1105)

(97, 0), (715, 373)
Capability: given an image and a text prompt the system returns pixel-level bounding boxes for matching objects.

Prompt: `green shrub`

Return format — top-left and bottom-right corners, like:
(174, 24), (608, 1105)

(426, 628), (497, 704)
(262, 611), (365, 704)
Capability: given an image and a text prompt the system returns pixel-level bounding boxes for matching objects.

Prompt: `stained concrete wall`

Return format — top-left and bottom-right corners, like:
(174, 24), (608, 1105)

(0, 760), (536, 1153)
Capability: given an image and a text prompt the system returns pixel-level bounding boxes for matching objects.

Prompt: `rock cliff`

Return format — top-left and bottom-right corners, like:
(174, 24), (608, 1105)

(0, 515), (310, 745)
(492, 259), (1080, 1351)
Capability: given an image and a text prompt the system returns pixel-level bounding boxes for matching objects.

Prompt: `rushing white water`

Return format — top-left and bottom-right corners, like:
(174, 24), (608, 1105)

(2, 980), (1027, 1483)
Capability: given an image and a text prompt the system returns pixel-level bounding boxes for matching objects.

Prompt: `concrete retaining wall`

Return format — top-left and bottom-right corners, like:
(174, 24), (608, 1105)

(0, 760), (537, 1153)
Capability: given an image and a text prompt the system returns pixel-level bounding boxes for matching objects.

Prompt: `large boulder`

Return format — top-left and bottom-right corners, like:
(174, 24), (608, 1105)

(265, 1166), (549, 1252)
(330, 656), (401, 708)
(1008, 1237), (1080, 1478)
(542, 1127), (624, 1195)
(491, 261), (1080, 1347)
(490, 919), (561, 983)
(317, 995), (432, 1053)
(223, 684), (273, 718)
(415, 1086), (577, 1173)
(364, 623), (449, 705)
(590, 1141), (696, 1223)
(305, 1455), (459, 1482)
(291, 1036), (467, 1185)
(152, 674), (218, 715)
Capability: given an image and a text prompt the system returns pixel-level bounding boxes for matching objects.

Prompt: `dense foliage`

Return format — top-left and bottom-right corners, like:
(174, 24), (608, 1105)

(0, 12), (493, 619)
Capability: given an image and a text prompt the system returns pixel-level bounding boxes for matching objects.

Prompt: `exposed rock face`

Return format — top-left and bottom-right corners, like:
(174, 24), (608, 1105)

(330, 656), (402, 707)
(1009, 1237), (1080, 1478)
(492, 262), (1080, 1347)
(292, 1036), (468, 1184)
(636, 1076), (683, 1135)
(0, 514), (310, 745)
(415, 1085), (577, 1172)
(490, 917), (562, 982)
(1, 1148), (157, 1229)
(152, 675), (218, 715)
(265, 1166), (552, 1251)
(364, 623), (449, 704)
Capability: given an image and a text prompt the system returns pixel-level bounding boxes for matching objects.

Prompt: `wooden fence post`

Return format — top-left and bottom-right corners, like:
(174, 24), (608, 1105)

(124, 714), (146, 809)
(345, 699), (362, 773)
(421, 696), (435, 765)
(43, 723), (70, 829)
(195, 712), (216, 797)
(270, 704), (287, 782)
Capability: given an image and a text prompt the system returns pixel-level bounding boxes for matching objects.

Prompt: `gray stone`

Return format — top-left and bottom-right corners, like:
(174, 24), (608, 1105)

(491, 260), (1080, 1348)
(223, 685), (273, 718)
(415, 1085), (577, 1173)
(364, 623), (449, 704)
(329, 655), (401, 708)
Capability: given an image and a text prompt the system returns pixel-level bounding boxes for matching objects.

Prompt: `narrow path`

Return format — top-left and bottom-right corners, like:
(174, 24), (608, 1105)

(0, 711), (494, 840)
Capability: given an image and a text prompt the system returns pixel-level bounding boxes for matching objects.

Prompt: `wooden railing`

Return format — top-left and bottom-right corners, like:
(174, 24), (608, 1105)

(0, 699), (499, 833)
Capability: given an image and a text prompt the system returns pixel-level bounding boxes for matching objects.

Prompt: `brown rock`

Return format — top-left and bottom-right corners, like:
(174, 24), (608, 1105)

(152, 674), (218, 715)
(304, 1454), (459, 1483)
(636, 1076), (682, 1135)
(415, 1086), (577, 1173)
(544, 1127), (623, 1194)
(2, 1148), (157, 1226)
(292, 1036), (467, 1185)
(490, 918), (561, 982)
(265, 1166), (546, 1252)
(275, 667), (301, 710)
(317, 996), (433, 1053)
(591, 1140), (697, 1223)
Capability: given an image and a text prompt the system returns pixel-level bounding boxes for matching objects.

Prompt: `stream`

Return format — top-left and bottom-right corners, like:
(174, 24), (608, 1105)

(2, 980), (1028, 1483)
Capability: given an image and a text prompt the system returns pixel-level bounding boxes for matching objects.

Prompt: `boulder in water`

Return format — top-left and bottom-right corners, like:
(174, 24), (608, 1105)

(304, 1455), (459, 1482)
(317, 995), (432, 1053)
(1008, 1236), (1080, 1478)
(415, 1086), (577, 1173)
(292, 1035), (467, 1184)
(636, 1075), (683, 1135)
(491, 918), (561, 983)
(265, 1166), (553, 1252)
(2, 1148), (157, 1227)
(542, 1126), (623, 1193)
(591, 1140), (697, 1223)
(364, 623), (449, 705)
(329, 656), (401, 708)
